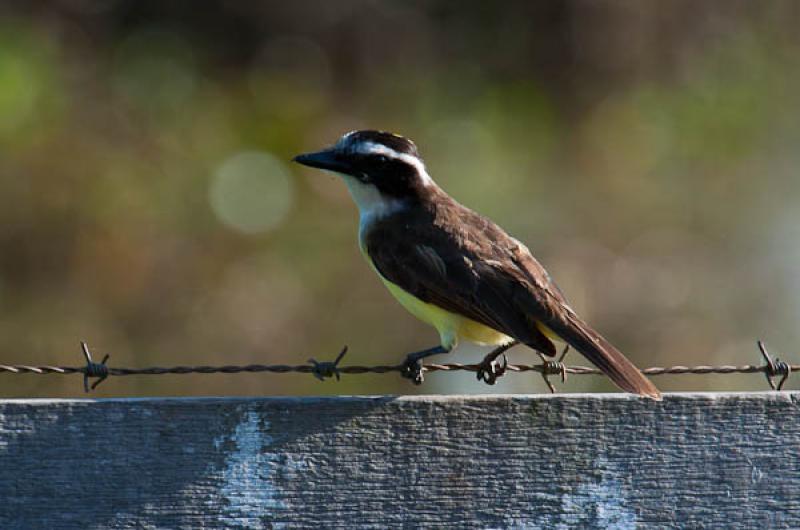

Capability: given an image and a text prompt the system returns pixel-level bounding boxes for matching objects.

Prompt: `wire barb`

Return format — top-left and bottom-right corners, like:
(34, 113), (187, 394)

(758, 340), (792, 391)
(80, 341), (109, 392)
(0, 340), (796, 393)
(537, 345), (570, 393)
(308, 346), (348, 381)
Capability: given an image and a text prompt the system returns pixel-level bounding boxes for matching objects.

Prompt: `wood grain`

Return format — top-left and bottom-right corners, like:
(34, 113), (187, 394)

(0, 393), (798, 529)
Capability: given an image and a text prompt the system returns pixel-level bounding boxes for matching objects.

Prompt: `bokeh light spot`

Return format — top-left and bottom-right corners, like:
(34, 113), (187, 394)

(209, 151), (293, 235)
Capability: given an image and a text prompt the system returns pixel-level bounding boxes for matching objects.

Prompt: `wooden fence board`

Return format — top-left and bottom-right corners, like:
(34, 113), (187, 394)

(0, 393), (798, 529)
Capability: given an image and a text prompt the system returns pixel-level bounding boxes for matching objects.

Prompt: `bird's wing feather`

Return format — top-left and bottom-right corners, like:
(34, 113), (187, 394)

(509, 243), (661, 399)
(365, 203), (660, 399)
(364, 211), (556, 354)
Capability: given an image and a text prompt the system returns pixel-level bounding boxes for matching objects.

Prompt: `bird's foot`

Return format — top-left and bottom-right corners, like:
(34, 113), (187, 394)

(476, 340), (518, 385)
(401, 356), (426, 385)
(476, 353), (508, 385)
(399, 345), (449, 385)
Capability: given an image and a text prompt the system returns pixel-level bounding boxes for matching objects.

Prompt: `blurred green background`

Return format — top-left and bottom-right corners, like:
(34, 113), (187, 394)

(1, 1), (799, 397)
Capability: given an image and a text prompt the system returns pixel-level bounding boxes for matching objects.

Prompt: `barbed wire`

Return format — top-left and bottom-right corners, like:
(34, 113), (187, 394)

(0, 340), (794, 394)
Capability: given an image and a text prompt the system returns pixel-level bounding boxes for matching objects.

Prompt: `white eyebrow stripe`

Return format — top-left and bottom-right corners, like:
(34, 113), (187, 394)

(353, 141), (434, 186)
(353, 141), (412, 161)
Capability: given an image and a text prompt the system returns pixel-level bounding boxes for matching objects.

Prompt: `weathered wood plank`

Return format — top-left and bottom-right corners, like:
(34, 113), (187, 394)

(0, 393), (798, 529)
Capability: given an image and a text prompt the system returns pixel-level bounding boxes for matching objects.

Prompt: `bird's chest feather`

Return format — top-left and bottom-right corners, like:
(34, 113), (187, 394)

(380, 273), (511, 347)
(361, 221), (513, 348)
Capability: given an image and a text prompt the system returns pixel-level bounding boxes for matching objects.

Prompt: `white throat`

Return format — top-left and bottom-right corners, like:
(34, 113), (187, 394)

(341, 177), (407, 247)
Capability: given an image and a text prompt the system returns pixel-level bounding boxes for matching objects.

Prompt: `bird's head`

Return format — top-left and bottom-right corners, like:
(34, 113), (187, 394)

(293, 130), (434, 203)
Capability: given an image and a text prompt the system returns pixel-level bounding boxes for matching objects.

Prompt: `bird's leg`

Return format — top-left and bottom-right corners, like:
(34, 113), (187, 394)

(401, 345), (450, 385)
(477, 340), (520, 385)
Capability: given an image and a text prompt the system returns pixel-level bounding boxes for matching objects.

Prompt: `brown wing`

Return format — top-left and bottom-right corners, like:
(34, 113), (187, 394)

(365, 198), (660, 399)
(364, 211), (556, 355)
(509, 240), (662, 399)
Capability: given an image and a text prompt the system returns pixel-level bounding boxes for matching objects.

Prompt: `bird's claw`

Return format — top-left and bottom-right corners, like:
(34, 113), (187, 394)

(401, 357), (425, 385)
(476, 353), (508, 385)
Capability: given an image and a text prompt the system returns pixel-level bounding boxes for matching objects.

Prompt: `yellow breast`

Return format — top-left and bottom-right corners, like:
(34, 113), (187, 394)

(381, 278), (513, 350)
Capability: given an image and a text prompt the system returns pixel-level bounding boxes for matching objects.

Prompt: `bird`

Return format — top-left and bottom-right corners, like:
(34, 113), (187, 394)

(293, 130), (661, 399)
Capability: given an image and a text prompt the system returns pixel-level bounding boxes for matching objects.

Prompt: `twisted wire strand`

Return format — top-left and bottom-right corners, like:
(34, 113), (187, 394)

(0, 340), (794, 392)
(0, 361), (795, 376)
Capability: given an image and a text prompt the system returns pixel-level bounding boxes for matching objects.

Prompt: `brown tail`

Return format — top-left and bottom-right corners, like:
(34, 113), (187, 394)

(545, 315), (661, 400)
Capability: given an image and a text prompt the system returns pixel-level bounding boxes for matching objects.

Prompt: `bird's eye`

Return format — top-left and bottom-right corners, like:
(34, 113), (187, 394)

(376, 155), (389, 164)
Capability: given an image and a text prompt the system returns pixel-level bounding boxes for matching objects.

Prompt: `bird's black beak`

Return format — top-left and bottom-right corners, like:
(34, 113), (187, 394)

(292, 149), (351, 174)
